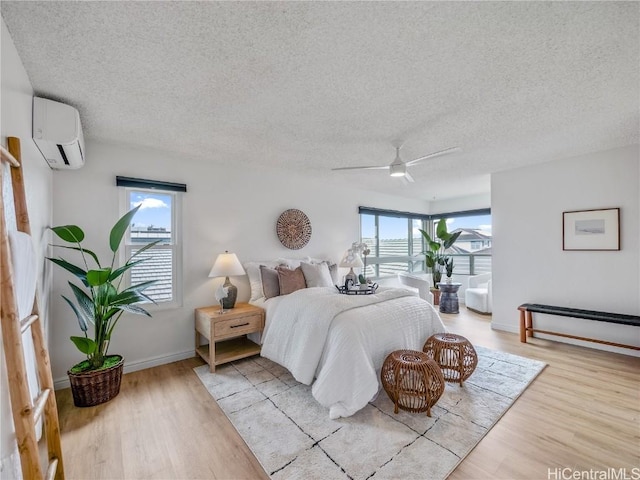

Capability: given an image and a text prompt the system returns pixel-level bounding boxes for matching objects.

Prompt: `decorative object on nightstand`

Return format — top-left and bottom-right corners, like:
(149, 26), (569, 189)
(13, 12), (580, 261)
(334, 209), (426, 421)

(215, 284), (229, 314)
(195, 303), (265, 372)
(339, 247), (364, 288)
(209, 251), (246, 309)
(276, 208), (312, 249)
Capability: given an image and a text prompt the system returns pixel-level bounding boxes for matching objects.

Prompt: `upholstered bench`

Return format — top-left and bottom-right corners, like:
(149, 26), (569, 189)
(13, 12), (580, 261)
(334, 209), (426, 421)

(518, 303), (640, 351)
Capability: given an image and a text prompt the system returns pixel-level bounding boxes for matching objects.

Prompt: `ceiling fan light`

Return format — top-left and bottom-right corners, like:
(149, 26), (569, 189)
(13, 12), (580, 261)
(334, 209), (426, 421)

(390, 163), (405, 177)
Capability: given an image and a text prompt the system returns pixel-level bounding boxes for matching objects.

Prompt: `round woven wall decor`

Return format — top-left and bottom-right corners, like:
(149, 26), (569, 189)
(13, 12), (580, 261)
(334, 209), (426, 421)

(276, 209), (312, 250)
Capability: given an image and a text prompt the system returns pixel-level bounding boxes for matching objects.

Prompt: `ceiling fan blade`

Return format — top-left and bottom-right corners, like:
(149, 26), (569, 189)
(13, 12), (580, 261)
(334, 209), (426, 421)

(331, 165), (390, 171)
(404, 171), (415, 183)
(405, 147), (461, 166)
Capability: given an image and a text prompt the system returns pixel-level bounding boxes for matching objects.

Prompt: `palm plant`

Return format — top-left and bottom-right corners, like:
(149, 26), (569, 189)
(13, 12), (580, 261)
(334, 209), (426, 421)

(419, 219), (462, 289)
(48, 206), (158, 371)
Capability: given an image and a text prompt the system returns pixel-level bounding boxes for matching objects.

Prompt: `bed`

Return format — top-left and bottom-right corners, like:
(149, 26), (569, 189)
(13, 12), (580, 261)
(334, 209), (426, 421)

(248, 262), (446, 418)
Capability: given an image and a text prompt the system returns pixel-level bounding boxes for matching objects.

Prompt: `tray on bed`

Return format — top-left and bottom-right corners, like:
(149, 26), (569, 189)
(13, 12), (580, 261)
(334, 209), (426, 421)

(335, 284), (379, 295)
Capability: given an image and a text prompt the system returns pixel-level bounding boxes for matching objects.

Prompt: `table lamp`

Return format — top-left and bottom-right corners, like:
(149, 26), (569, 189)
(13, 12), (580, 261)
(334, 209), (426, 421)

(208, 251), (246, 309)
(339, 248), (364, 288)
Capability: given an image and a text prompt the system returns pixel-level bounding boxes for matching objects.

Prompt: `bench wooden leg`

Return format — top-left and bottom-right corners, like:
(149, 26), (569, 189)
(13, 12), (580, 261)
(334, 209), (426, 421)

(526, 311), (533, 338)
(519, 309), (527, 343)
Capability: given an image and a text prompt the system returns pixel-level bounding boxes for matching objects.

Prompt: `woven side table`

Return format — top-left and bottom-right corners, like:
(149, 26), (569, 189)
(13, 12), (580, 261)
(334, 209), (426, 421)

(380, 350), (445, 417)
(423, 333), (478, 386)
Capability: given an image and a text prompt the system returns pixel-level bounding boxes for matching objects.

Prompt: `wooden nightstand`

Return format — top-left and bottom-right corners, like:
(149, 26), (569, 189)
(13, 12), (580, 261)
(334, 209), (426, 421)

(195, 303), (265, 372)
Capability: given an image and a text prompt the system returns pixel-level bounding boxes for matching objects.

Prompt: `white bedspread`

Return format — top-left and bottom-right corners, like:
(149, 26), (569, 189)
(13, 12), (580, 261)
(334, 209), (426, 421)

(260, 287), (446, 419)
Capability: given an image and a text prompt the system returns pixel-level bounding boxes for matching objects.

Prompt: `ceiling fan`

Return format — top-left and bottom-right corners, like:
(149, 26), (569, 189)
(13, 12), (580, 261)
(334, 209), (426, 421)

(332, 145), (460, 183)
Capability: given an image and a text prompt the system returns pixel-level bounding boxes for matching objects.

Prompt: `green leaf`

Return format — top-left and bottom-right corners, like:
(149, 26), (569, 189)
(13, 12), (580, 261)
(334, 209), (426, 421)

(95, 283), (117, 307)
(109, 205), (141, 253)
(47, 257), (88, 286)
(50, 225), (84, 244)
(128, 240), (162, 261)
(117, 304), (152, 317)
(68, 283), (95, 326)
(110, 290), (147, 306)
(435, 219), (449, 240)
(443, 230), (462, 250)
(108, 258), (146, 282)
(123, 279), (157, 294)
(86, 268), (112, 287)
(50, 244), (101, 268)
(62, 295), (89, 332)
(70, 336), (97, 355)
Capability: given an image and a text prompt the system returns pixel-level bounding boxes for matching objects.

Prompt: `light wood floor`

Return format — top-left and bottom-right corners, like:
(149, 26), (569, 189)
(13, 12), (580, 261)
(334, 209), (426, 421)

(55, 309), (640, 480)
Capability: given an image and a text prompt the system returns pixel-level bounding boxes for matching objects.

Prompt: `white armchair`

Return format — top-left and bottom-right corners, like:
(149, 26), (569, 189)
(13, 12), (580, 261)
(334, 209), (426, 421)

(397, 272), (434, 304)
(465, 273), (492, 314)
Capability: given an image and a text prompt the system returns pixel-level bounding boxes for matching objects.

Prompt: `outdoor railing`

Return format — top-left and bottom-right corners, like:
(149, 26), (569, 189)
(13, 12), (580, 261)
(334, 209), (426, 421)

(364, 253), (491, 279)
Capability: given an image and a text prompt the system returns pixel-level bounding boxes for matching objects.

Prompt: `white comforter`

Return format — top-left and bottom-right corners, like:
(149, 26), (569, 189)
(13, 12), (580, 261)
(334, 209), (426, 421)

(259, 287), (446, 419)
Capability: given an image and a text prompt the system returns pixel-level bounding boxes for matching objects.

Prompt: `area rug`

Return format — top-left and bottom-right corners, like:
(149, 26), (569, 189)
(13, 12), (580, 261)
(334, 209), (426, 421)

(194, 346), (546, 480)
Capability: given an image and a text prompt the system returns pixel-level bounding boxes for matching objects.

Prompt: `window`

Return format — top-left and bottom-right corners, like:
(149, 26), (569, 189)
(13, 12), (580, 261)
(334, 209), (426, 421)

(359, 209), (428, 279)
(119, 185), (183, 308)
(359, 207), (491, 279)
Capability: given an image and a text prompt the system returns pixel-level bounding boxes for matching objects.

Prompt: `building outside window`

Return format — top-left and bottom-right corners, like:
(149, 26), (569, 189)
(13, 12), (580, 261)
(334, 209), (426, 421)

(428, 213), (492, 275)
(121, 187), (183, 308)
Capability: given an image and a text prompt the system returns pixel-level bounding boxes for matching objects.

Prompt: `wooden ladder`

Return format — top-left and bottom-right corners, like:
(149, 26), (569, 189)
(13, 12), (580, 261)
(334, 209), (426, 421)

(1, 137), (64, 480)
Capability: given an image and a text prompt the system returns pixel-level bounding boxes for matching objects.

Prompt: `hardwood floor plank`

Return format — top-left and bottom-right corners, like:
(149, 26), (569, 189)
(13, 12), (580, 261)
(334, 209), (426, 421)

(55, 308), (640, 479)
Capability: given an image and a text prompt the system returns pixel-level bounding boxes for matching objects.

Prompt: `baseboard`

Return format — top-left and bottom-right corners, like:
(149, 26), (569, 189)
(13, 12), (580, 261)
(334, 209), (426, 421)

(490, 321), (519, 334)
(54, 349), (195, 390)
(490, 320), (640, 357)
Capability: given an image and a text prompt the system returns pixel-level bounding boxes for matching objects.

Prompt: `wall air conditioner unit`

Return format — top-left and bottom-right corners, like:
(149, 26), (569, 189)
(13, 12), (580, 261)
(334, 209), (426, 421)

(33, 97), (85, 169)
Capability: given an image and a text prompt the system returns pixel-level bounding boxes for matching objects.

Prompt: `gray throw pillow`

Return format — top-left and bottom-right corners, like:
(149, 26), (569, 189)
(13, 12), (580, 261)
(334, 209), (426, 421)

(260, 265), (280, 299)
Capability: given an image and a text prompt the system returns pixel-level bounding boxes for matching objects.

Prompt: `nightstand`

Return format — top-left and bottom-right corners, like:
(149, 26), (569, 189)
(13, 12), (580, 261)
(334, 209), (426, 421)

(195, 303), (265, 372)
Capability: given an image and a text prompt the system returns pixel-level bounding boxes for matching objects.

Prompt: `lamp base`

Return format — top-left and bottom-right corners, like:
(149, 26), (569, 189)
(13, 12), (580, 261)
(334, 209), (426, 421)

(221, 277), (238, 309)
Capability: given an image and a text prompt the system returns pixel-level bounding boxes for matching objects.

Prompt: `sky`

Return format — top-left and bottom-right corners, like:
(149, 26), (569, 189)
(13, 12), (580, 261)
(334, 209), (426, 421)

(129, 192), (172, 230)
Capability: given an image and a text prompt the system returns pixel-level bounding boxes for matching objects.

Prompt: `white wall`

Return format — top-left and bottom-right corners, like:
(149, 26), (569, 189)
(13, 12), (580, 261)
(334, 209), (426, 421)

(1, 19), (54, 479)
(50, 139), (430, 386)
(492, 145), (640, 355)
(428, 192), (491, 215)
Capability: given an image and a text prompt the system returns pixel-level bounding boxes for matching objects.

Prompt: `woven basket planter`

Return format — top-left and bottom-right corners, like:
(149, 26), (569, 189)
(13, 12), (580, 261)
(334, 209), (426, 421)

(381, 350), (445, 417)
(423, 333), (478, 386)
(68, 355), (124, 407)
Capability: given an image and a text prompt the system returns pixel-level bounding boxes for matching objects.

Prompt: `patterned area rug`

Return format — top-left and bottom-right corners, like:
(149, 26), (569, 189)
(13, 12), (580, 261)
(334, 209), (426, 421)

(195, 346), (546, 480)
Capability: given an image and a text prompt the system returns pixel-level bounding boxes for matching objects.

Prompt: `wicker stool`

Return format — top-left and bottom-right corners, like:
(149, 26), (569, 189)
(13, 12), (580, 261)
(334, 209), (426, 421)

(380, 350), (445, 417)
(423, 333), (478, 386)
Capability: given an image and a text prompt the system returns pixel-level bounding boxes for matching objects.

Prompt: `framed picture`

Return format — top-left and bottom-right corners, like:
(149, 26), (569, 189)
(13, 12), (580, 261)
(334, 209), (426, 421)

(563, 208), (620, 251)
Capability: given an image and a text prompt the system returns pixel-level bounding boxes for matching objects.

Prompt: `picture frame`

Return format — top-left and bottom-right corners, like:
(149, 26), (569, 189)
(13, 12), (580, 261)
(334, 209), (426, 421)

(562, 208), (620, 251)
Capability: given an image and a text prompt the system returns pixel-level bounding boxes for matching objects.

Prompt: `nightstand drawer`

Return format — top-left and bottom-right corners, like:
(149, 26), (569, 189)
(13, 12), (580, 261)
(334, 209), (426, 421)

(214, 314), (262, 339)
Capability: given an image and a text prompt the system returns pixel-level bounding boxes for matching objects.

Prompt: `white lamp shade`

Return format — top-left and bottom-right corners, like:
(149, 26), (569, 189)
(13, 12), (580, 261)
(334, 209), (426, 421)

(208, 252), (246, 278)
(339, 249), (364, 268)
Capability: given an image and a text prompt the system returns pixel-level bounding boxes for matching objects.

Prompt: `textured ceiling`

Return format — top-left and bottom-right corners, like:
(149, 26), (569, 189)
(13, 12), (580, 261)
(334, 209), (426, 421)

(2, 1), (638, 201)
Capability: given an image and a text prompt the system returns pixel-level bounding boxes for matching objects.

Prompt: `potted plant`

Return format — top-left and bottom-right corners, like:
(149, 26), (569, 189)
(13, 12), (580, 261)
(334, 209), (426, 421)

(48, 206), (157, 407)
(444, 257), (455, 282)
(419, 219), (461, 290)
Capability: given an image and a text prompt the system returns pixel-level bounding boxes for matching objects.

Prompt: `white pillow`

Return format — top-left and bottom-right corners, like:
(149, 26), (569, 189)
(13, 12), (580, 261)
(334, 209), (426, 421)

(300, 262), (334, 288)
(306, 257), (339, 284)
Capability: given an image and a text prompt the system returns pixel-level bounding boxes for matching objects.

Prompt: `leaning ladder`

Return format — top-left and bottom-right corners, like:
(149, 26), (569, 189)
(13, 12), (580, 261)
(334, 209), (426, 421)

(1, 137), (64, 480)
